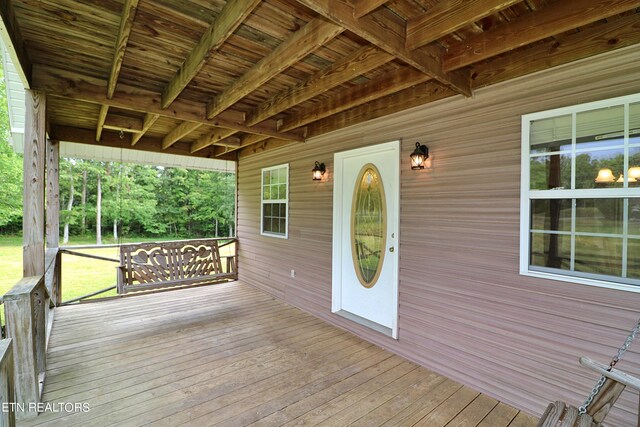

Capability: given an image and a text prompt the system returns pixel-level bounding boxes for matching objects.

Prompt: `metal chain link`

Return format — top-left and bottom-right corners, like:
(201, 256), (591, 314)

(578, 317), (640, 414)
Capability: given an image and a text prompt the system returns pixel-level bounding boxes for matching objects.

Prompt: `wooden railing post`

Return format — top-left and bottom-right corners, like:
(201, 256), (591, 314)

(3, 276), (47, 421)
(0, 339), (16, 427)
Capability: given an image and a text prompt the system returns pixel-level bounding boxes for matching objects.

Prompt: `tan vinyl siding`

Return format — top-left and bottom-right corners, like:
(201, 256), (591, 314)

(237, 45), (640, 426)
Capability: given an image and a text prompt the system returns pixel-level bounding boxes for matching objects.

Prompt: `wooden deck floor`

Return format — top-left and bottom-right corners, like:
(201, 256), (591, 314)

(21, 282), (539, 427)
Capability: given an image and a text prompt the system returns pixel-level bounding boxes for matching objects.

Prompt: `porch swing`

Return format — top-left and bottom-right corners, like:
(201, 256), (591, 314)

(537, 318), (640, 426)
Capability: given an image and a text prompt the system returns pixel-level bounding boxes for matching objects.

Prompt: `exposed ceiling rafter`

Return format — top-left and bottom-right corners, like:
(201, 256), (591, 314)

(406, 0), (521, 50)
(295, 0), (472, 97)
(161, 0), (261, 109)
(246, 45), (393, 127)
(205, 17), (344, 119)
(443, 0), (640, 71)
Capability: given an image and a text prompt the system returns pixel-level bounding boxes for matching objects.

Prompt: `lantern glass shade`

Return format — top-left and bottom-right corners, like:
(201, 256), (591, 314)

(410, 142), (428, 170)
(629, 166), (640, 180)
(595, 168), (615, 183)
(312, 161), (326, 181)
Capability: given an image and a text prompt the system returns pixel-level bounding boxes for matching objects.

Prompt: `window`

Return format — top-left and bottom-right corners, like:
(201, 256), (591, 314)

(261, 164), (288, 238)
(521, 93), (640, 290)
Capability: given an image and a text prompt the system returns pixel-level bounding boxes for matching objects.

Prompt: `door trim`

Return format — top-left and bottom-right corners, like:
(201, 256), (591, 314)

(331, 140), (400, 339)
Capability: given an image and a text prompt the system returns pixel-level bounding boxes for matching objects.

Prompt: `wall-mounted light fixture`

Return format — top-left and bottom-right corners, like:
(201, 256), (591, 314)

(410, 142), (429, 170)
(312, 161), (326, 181)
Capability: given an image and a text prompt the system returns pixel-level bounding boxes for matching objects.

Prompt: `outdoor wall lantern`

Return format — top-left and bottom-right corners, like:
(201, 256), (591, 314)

(410, 142), (429, 170)
(312, 161), (326, 181)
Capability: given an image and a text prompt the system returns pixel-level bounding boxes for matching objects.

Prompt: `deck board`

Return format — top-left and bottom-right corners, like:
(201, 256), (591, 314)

(19, 282), (538, 427)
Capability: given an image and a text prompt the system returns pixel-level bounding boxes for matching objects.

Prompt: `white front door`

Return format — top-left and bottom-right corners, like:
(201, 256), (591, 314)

(332, 140), (400, 338)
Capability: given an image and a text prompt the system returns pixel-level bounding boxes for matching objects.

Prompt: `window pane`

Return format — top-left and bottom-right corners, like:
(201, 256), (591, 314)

(574, 236), (622, 277)
(531, 199), (571, 232)
(264, 204), (271, 217)
(530, 232), (570, 270)
(279, 203), (286, 217)
(576, 149), (624, 189)
(263, 185), (270, 200)
(630, 199), (640, 236)
(278, 184), (286, 200)
(278, 167), (287, 183)
(631, 102), (640, 146)
(530, 115), (572, 154)
(575, 199), (623, 235)
(629, 147), (640, 188)
(263, 170), (270, 185)
(628, 238), (640, 279)
(576, 105), (624, 151)
(530, 154), (571, 190)
(279, 218), (286, 234)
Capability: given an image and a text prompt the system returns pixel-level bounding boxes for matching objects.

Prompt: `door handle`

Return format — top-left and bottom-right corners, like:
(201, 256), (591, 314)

(389, 246), (395, 253)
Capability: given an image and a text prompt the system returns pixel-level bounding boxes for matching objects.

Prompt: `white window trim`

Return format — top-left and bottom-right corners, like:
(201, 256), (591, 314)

(260, 163), (289, 239)
(520, 92), (640, 293)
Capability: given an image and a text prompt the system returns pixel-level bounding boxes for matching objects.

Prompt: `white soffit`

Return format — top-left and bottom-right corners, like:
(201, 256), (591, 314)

(60, 142), (235, 172)
(1, 42), (26, 152)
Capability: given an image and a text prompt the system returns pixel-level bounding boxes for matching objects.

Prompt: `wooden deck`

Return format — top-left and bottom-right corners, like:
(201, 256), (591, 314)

(20, 282), (538, 427)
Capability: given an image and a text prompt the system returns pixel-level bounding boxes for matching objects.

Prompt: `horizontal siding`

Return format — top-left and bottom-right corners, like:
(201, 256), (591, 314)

(238, 46), (640, 426)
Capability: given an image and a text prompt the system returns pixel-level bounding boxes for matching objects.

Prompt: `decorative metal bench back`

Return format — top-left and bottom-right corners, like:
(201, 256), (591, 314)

(118, 239), (235, 293)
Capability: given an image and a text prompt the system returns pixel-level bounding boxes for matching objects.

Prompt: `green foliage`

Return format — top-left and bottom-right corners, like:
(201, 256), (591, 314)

(0, 61), (22, 229)
(56, 159), (235, 239)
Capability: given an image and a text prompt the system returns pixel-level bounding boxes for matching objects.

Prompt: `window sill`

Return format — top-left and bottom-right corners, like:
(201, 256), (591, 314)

(520, 269), (640, 294)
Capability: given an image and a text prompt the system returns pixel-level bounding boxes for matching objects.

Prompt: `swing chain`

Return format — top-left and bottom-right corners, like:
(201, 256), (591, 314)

(578, 317), (640, 415)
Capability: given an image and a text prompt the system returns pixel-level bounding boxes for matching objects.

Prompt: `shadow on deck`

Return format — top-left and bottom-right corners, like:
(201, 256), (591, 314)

(20, 282), (538, 426)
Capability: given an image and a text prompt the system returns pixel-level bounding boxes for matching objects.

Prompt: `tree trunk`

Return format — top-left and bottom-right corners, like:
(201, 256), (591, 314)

(63, 171), (75, 244)
(96, 173), (102, 245)
(80, 169), (87, 234)
(113, 219), (118, 241)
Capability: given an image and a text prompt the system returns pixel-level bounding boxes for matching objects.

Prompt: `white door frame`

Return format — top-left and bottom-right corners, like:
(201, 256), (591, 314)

(331, 140), (400, 338)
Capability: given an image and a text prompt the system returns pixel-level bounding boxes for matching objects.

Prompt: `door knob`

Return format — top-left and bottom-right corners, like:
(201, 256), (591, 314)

(389, 246), (395, 253)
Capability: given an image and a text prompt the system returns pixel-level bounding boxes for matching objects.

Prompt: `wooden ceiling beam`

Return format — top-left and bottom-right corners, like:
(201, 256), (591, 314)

(161, 0), (261, 108)
(0, 0), (31, 87)
(108, 0), (139, 98)
(353, 0), (389, 18)
(471, 13), (640, 88)
(246, 45), (393, 126)
(406, 0), (521, 50)
(307, 81), (455, 138)
(280, 66), (430, 132)
(162, 121), (203, 150)
(96, 105), (109, 141)
(50, 125), (236, 161)
(131, 113), (159, 146)
(295, 0), (471, 97)
(206, 17), (344, 119)
(32, 66), (305, 143)
(103, 113), (143, 132)
(190, 128), (238, 153)
(444, 0), (640, 71)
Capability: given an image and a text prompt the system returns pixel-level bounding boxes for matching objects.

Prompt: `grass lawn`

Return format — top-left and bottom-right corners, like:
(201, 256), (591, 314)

(0, 235), (235, 307)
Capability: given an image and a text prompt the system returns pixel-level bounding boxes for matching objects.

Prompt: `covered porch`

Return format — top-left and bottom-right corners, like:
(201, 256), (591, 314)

(18, 282), (537, 427)
(1, 0), (640, 426)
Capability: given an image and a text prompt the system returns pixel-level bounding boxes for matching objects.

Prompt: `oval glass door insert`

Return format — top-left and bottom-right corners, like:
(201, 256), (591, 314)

(351, 163), (387, 288)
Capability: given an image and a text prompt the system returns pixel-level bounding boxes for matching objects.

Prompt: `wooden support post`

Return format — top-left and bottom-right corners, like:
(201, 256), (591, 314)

(45, 139), (59, 249)
(23, 90), (46, 277)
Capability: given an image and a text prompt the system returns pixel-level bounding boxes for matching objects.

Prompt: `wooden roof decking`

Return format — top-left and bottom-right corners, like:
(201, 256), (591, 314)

(20, 282), (539, 426)
(2, 0), (639, 160)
